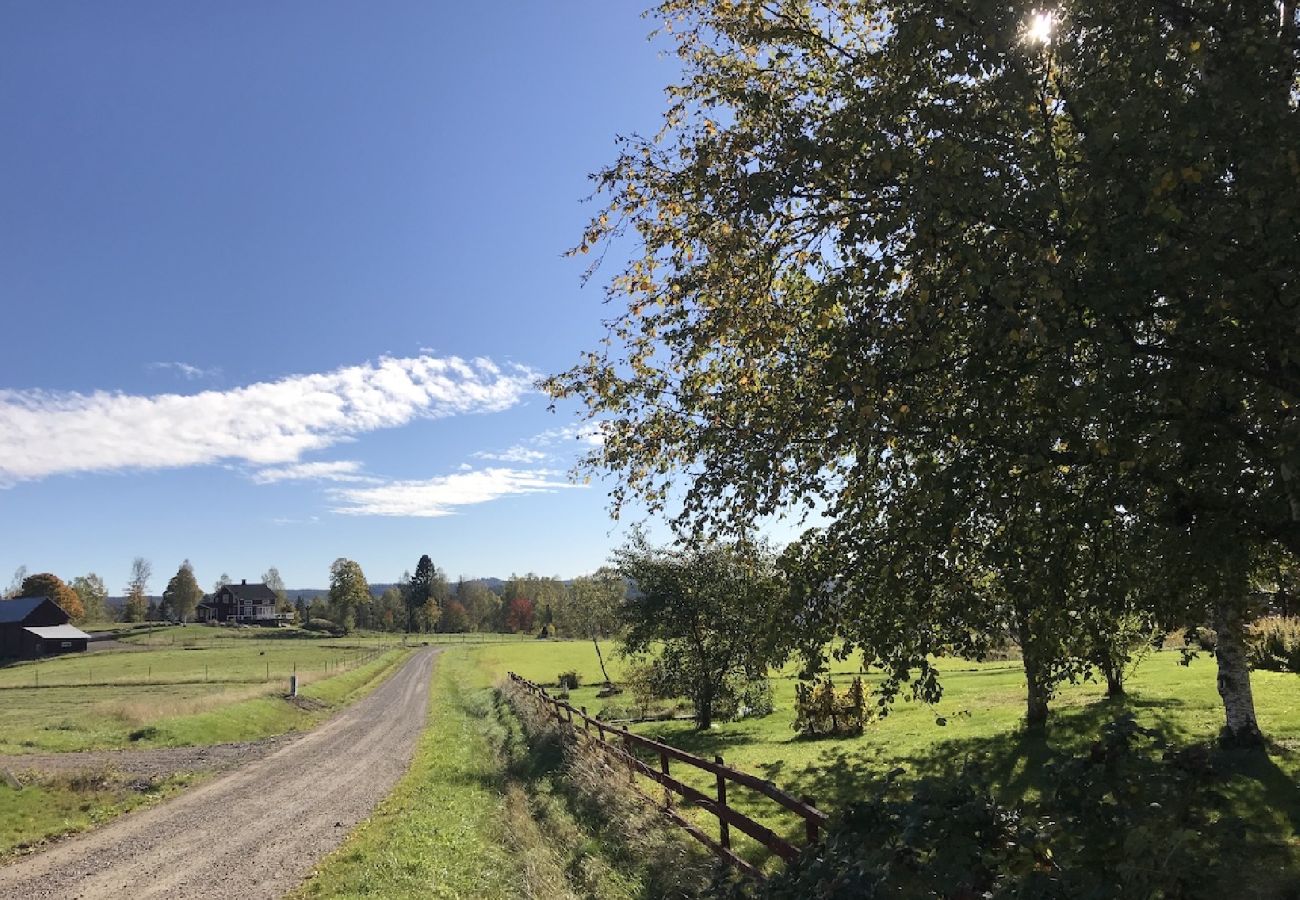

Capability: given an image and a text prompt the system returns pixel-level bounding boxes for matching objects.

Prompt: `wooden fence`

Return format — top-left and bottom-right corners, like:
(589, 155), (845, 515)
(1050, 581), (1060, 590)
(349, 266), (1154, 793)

(508, 672), (827, 879)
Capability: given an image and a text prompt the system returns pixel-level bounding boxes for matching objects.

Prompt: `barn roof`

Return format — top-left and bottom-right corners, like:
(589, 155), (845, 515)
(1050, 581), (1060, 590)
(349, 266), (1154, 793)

(0, 597), (51, 624)
(23, 624), (91, 640)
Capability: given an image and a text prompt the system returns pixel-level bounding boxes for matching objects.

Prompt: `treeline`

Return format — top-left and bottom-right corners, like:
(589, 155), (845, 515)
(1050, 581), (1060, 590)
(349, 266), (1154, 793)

(289, 555), (589, 637)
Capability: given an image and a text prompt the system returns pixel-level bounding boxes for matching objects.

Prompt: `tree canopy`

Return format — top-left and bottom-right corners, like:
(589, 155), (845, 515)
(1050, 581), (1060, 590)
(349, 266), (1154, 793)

(162, 560), (204, 623)
(19, 572), (84, 622)
(615, 533), (788, 729)
(328, 558), (370, 633)
(548, 0), (1300, 741)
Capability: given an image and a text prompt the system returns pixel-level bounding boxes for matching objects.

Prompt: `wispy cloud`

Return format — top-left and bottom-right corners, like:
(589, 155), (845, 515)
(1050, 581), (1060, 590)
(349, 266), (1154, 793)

(250, 460), (382, 485)
(472, 446), (550, 464)
(331, 467), (582, 517)
(148, 361), (220, 380)
(471, 422), (606, 465)
(0, 355), (535, 484)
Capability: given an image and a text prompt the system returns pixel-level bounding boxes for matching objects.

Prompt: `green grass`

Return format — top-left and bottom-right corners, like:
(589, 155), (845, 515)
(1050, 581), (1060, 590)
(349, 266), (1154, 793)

(460, 640), (1300, 872)
(293, 650), (522, 899)
(0, 643), (412, 754)
(0, 771), (196, 858)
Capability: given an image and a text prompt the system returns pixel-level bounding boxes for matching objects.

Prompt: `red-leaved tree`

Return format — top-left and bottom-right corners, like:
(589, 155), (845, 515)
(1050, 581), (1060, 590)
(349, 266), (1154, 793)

(504, 596), (535, 633)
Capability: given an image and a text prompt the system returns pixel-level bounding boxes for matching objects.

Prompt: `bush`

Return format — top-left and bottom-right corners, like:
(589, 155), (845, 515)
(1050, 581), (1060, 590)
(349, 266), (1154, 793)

(712, 674), (775, 720)
(303, 617), (345, 636)
(1247, 616), (1300, 674)
(624, 658), (675, 720)
(557, 670), (582, 690)
(792, 677), (871, 737)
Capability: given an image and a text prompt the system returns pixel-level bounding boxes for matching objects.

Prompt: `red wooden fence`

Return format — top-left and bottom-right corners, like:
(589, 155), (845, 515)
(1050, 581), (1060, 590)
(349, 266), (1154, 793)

(507, 672), (827, 879)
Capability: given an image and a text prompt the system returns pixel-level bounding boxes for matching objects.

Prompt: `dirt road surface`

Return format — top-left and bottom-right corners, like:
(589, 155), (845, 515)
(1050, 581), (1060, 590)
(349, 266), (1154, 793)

(0, 647), (439, 900)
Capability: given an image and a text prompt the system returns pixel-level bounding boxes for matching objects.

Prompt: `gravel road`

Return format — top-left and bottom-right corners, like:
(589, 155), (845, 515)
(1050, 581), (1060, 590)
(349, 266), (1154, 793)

(0, 647), (439, 900)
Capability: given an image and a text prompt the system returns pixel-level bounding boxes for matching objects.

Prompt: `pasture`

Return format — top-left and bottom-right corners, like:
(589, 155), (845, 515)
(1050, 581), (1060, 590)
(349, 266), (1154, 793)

(0, 627), (413, 754)
(463, 640), (1300, 876)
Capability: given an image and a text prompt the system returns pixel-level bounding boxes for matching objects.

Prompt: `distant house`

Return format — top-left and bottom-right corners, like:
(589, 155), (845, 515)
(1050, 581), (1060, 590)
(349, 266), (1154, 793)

(0, 596), (91, 659)
(195, 580), (287, 625)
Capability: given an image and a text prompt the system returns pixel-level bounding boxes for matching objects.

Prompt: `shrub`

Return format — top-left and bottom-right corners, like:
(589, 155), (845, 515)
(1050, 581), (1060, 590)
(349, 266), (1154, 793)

(792, 677), (871, 737)
(624, 658), (674, 720)
(557, 670), (582, 690)
(712, 674), (775, 720)
(1247, 616), (1300, 674)
(303, 617), (345, 636)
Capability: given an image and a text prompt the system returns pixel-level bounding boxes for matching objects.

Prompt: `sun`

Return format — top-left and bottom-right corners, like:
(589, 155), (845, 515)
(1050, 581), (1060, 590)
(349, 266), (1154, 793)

(1026, 10), (1055, 45)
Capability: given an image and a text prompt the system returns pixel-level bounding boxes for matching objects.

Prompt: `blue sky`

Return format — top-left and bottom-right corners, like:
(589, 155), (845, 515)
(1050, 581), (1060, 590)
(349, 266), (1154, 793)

(0, 2), (678, 590)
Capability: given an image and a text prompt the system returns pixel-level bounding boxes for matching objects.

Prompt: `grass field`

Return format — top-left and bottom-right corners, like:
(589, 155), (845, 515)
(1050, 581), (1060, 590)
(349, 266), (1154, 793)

(458, 640), (1300, 876)
(0, 630), (413, 754)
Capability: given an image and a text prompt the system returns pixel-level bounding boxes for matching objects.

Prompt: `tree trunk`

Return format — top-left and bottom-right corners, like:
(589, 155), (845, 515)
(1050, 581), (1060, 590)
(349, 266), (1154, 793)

(1103, 659), (1125, 698)
(592, 635), (612, 686)
(1018, 620), (1050, 730)
(1212, 598), (1263, 747)
(695, 681), (713, 731)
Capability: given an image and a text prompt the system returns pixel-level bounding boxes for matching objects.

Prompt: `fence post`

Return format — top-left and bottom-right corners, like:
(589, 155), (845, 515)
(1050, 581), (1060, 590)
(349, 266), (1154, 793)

(715, 755), (730, 850)
(660, 749), (672, 808)
(803, 796), (819, 844)
(580, 706), (590, 738)
(621, 726), (634, 784)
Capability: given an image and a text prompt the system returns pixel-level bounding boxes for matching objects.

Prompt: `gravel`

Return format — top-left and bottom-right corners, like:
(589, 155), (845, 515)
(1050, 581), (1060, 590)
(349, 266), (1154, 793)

(0, 647), (439, 899)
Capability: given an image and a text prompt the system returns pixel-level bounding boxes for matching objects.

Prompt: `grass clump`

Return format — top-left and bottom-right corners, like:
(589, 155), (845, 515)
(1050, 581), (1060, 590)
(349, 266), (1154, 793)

(0, 768), (195, 858)
(1249, 616), (1300, 674)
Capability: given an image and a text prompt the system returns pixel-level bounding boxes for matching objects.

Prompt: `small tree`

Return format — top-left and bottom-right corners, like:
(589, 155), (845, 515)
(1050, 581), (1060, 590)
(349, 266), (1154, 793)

(19, 572), (84, 622)
(504, 596), (535, 633)
(615, 533), (787, 730)
(556, 568), (625, 686)
(6, 566), (28, 599)
(440, 600), (470, 633)
(163, 560), (203, 623)
(328, 558), (370, 633)
(71, 574), (111, 623)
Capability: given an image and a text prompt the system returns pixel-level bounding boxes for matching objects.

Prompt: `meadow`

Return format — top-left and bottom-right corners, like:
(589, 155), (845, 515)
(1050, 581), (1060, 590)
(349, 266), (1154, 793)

(0, 627), (416, 753)
(462, 639), (1300, 875)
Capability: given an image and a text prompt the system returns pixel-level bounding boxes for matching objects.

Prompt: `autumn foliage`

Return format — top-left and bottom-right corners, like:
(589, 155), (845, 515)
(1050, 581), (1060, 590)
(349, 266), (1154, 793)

(19, 572), (85, 622)
(504, 596), (535, 633)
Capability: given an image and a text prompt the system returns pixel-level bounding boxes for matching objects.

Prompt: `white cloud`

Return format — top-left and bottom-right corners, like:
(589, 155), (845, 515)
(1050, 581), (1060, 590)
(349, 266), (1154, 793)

(535, 422), (607, 448)
(250, 460), (381, 485)
(148, 361), (220, 380)
(472, 446), (550, 464)
(471, 421), (607, 466)
(331, 467), (582, 517)
(0, 355), (535, 484)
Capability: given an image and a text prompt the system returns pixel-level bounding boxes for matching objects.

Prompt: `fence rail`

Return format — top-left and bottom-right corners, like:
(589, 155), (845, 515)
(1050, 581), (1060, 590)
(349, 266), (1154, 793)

(507, 672), (827, 879)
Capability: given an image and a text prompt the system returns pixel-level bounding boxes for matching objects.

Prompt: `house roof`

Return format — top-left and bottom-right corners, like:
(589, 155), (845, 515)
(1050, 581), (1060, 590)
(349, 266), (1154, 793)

(23, 624), (91, 641)
(219, 582), (277, 602)
(0, 596), (52, 624)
